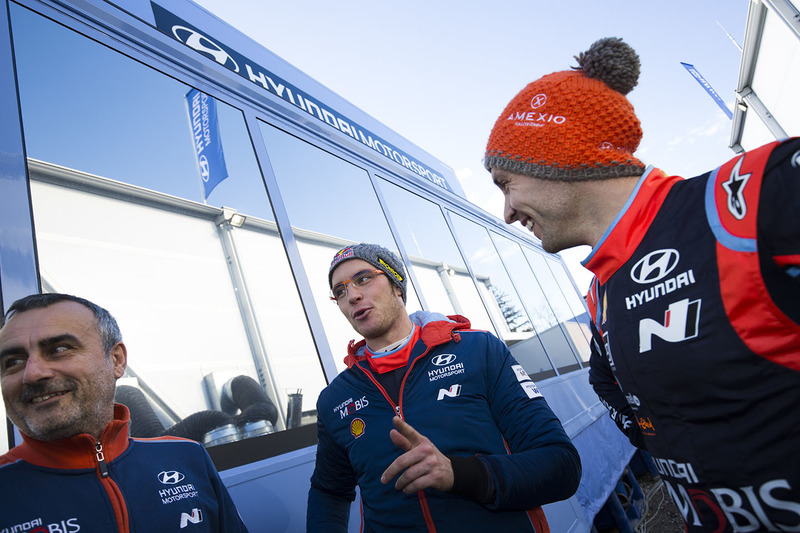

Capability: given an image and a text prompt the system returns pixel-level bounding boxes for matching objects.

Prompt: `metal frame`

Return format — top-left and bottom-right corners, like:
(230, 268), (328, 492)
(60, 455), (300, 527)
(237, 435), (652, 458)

(730, 0), (800, 151)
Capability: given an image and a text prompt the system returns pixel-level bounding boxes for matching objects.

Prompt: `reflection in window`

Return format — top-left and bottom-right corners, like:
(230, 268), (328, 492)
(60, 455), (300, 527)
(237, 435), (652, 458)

(258, 123), (422, 372)
(449, 214), (555, 381)
(228, 222), (329, 422)
(547, 257), (592, 342)
(13, 4), (324, 450)
(492, 234), (581, 374)
(532, 253), (593, 362)
(12, 2), (272, 221)
(377, 179), (496, 334)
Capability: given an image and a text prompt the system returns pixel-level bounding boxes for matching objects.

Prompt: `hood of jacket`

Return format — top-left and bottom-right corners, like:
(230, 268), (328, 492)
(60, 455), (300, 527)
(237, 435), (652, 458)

(343, 312), (472, 369)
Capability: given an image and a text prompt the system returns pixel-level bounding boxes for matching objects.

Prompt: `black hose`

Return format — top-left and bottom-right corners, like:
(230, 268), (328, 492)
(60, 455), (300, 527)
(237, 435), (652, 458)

(223, 375), (279, 425)
(115, 385), (166, 438)
(162, 410), (235, 442)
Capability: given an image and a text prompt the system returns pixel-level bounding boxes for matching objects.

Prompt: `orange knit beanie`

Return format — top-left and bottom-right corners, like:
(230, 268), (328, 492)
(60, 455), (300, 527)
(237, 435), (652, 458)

(485, 37), (645, 181)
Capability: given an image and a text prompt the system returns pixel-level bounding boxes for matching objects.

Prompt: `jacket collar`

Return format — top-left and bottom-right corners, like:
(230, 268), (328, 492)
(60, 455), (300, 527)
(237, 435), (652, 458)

(344, 313), (472, 369)
(4, 403), (131, 469)
(582, 166), (683, 284)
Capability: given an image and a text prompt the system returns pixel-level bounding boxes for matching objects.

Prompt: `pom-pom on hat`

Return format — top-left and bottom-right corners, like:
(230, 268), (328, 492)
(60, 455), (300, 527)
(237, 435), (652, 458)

(329, 243), (407, 303)
(485, 37), (645, 181)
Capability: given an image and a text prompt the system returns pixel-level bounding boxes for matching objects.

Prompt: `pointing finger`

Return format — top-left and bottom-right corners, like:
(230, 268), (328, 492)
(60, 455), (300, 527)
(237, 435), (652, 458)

(389, 427), (412, 452)
(392, 416), (424, 446)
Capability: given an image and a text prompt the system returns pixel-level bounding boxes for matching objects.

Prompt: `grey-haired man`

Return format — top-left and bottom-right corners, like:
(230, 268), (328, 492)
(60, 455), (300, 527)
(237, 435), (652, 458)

(0, 293), (249, 532)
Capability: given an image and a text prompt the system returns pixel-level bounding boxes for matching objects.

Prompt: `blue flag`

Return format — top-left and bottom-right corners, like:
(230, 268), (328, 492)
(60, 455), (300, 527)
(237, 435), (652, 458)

(186, 88), (229, 198)
(680, 62), (733, 119)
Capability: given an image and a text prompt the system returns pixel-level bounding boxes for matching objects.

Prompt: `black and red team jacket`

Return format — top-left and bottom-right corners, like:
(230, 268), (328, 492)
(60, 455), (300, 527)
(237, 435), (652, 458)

(586, 138), (800, 532)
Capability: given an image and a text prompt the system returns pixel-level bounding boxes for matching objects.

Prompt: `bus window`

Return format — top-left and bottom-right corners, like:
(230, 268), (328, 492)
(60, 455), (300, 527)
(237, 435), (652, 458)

(448, 214), (556, 381)
(491, 234), (581, 374)
(525, 250), (593, 364)
(257, 122), (423, 372)
(11, 3), (324, 453)
(11, 3), (271, 221)
(377, 179), (496, 334)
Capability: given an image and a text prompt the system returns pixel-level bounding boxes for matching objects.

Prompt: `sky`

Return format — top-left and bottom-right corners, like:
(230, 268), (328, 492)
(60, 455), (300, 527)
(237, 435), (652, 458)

(191, 0), (751, 293)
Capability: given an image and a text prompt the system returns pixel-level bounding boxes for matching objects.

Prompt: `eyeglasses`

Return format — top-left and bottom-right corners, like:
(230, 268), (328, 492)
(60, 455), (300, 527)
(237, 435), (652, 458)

(330, 269), (385, 301)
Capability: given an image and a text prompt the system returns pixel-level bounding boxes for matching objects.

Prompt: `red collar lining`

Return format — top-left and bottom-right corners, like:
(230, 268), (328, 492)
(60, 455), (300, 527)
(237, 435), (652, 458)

(365, 325), (420, 374)
(6, 403), (131, 469)
(584, 168), (682, 284)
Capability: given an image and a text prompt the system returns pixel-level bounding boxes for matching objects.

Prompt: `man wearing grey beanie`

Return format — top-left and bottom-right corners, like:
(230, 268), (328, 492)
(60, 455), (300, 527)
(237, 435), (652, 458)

(307, 243), (581, 532)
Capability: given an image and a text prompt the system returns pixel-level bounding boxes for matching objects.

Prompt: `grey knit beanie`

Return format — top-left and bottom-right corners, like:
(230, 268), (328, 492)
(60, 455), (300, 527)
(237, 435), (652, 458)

(329, 243), (407, 302)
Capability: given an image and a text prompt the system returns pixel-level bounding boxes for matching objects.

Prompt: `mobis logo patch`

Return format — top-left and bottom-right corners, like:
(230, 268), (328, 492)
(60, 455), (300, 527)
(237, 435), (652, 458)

(333, 396), (369, 419)
(4, 517), (81, 532)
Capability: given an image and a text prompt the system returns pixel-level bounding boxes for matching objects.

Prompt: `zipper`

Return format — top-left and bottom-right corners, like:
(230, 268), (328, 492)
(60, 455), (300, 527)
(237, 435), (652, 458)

(92, 428), (130, 531)
(396, 349), (430, 419)
(356, 362), (400, 416)
(355, 349), (438, 532)
(396, 351), (439, 532)
(95, 441), (109, 478)
(354, 347), (431, 420)
(418, 492), (437, 532)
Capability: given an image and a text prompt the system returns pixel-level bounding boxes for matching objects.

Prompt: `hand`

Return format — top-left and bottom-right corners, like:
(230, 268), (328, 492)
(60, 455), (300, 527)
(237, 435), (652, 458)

(380, 416), (454, 494)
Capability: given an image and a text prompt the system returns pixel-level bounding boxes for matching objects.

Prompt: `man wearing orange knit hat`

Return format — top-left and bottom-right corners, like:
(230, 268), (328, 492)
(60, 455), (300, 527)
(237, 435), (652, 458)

(485, 37), (800, 532)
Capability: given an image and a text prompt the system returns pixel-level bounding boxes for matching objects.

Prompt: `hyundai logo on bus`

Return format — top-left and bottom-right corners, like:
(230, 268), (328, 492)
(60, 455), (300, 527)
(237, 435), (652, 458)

(152, 2), (450, 193)
(172, 25), (239, 73)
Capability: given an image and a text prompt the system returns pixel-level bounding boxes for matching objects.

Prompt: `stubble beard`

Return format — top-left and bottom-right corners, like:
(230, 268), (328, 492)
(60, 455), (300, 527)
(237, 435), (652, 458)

(10, 376), (115, 441)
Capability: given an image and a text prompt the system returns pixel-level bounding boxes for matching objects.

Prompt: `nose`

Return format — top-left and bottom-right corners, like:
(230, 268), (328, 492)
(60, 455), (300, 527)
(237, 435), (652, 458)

(22, 352), (56, 384)
(504, 196), (518, 225)
(346, 284), (364, 303)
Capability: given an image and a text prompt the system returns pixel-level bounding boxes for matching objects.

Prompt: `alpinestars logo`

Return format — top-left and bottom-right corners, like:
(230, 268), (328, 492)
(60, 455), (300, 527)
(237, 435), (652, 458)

(721, 157), (751, 220)
(639, 298), (701, 353)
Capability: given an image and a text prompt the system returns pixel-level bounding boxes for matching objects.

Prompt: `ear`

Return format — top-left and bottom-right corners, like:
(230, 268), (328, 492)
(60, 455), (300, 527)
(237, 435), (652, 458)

(110, 342), (128, 379)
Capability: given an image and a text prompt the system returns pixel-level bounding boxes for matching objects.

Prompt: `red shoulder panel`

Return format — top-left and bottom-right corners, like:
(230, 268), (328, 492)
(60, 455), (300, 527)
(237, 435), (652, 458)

(712, 143), (800, 370)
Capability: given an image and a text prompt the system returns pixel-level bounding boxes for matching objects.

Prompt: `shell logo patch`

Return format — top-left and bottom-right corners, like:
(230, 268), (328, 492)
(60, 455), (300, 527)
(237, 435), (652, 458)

(350, 418), (365, 438)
